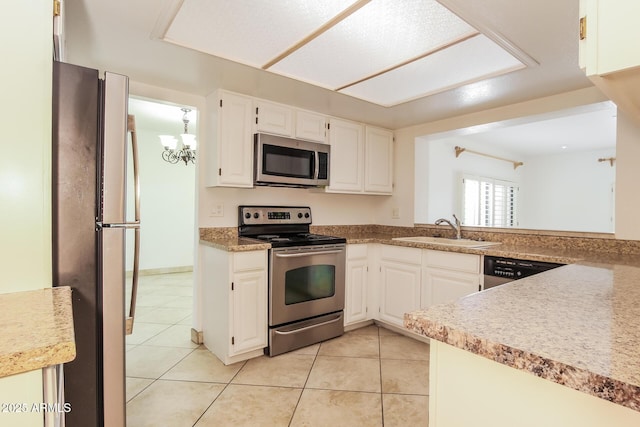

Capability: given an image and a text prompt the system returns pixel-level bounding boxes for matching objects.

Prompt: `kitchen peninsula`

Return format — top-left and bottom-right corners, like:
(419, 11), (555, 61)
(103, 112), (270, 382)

(406, 262), (640, 426)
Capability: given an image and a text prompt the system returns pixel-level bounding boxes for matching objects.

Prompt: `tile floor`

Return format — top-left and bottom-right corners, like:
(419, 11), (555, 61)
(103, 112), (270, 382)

(125, 272), (430, 426)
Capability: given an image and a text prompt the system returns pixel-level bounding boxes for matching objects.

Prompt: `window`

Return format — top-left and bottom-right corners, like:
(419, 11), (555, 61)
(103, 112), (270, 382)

(462, 175), (518, 227)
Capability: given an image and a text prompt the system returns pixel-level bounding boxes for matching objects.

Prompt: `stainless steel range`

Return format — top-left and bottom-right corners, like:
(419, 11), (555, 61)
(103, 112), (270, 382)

(238, 206), (346, 356)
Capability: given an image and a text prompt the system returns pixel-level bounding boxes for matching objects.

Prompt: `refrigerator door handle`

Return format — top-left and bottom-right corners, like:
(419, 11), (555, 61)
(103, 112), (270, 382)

(126, 114), (141, 335)
(99, 222), (140, 229)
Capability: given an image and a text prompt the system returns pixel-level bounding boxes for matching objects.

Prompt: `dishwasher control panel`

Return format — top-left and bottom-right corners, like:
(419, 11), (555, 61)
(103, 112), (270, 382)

(484, 256), (564, 280)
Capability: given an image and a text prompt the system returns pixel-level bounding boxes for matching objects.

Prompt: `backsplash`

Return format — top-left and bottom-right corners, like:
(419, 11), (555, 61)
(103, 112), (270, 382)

(200, 225), (640, 255)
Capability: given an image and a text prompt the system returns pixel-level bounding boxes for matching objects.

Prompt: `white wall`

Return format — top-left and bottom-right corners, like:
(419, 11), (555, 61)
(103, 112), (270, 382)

(615, 110), (640, 240)
(198, 186), (388, 227)
(520, 149), (615, 232)
(414, 136), (615, 232)
(0, 1), (52, 425)
(415, 136), (522, 223)
(389, 87), (627, 230)
(126, 125), (196, 271)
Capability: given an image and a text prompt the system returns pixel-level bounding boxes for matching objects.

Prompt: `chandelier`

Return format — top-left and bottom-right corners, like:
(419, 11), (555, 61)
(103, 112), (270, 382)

(159, 108), (197, 165)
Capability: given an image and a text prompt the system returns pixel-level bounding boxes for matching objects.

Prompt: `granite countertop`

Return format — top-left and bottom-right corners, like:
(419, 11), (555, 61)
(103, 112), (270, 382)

(198, 229), (639, 265)
(405, 263), (640, 412)
(199, 236), (271, 252)
(0, 287), (76, 378)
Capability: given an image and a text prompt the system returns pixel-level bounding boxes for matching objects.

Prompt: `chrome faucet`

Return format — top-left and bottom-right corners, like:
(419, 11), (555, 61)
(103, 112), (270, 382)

(435, 214), (462, 239)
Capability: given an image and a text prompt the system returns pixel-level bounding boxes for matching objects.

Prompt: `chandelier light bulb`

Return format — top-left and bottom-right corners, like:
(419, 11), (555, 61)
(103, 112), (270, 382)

(159, 107), (197, 166)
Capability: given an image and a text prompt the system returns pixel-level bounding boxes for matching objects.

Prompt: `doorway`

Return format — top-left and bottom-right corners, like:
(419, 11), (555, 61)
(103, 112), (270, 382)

(123, 97), (198, 408)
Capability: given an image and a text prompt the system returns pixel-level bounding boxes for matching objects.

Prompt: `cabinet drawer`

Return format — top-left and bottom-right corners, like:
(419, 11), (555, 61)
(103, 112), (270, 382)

(424, 250), (479, 274)
(233, 250), (266, 272)
(381, 245), (422, 265)
(347, 244), (368, 260)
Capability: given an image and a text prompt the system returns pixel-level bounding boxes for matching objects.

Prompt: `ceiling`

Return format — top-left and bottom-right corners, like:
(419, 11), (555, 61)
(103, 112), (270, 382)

(425, 101), (617, 157)
(161, 0), (528, 107)
(63, 0), (594, 130)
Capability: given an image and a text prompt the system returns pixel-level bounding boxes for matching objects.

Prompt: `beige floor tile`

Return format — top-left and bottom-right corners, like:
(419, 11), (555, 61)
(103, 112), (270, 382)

(232, 353), (315, 388)
(126, 345), (193, 379)
(177, 314), (192, 325)
(377, 325), (400, 336)
(290, 389), (382, 427)
(348, 324), (381, 336)
(136, 307), (192, 324)
(125, 322), (170, 345)
(289, 343), (320, 356)
(126, 380), (224, 427)
(161, 349), (245, 383)
(318, 333), (379, 358)
(381, 359), (429, 395)
(306, 356), (381, 392)
(382, 393), (429, 427)
(195, 385), (301, 427)
(380, 334), (430, 361)
(143, 324), (199, 348)
(161, 296), (193, 308)
(126, 377), (153, 402)
(135, 294), (182, 308)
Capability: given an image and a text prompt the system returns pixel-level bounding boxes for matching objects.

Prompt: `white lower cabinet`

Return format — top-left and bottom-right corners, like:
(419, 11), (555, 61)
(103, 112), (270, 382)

(345, 244), (369, 326)
(201, 245), (268, 365)
(345, 244), (481, 330)
(422, 250), (481, 308)
(378, 245), (422, 328)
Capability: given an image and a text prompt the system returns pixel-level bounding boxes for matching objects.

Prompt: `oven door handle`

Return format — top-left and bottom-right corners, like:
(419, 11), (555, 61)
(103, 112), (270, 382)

(274, 249), (344, 258)
(273, 313), (342, 336)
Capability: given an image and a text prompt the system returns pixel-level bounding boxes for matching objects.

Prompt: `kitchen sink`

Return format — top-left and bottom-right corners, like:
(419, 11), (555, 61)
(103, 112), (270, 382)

(392, 236), (501, 248)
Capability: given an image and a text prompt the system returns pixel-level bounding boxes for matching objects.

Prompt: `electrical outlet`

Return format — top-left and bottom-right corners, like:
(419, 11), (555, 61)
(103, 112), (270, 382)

(392, 207), (400, 219)
(210, 204), (224, 217)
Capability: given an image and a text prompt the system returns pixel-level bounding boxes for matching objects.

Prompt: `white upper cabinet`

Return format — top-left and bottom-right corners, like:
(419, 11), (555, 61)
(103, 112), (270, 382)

(364, 126), (394, 194)
(255, 100), (327, 143)
(205, 90), (254, 187)
(579, 0), (640, 122)
(327, 118), (365, 192)
(295, 110), (327, 143)
(255, 100), (293, 137)
(327, 119), (393, 195)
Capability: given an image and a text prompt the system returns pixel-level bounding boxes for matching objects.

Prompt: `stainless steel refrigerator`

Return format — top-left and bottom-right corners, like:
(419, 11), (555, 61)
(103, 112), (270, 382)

(52, 61), (140, 427)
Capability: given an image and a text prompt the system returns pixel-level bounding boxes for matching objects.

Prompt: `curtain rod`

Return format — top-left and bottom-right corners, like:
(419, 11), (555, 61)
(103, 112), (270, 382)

(598, 157), (615, 167)
(454, 146), (523, 170)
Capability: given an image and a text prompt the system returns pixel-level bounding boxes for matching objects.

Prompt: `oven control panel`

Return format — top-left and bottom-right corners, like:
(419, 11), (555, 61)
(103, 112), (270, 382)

(239, 206), (312, 225)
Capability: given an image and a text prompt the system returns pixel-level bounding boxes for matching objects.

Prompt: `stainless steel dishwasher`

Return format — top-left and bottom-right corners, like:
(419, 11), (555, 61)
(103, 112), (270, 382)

(483, 256), (564, 289)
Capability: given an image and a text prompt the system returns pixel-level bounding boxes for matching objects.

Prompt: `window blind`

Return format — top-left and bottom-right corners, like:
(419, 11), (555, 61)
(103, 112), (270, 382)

(462, 175), (518, 227)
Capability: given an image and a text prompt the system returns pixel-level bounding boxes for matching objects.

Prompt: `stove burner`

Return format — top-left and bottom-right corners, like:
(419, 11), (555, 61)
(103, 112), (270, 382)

(257, 234), (280, 240)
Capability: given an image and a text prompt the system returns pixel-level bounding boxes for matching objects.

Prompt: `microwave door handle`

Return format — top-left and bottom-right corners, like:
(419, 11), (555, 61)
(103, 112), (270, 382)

(314, 151), (319, 180)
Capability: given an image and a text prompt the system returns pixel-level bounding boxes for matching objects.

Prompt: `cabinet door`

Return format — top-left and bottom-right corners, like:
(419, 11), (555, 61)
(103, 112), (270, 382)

(364, 126), (393, 194)
(295, 110), (327, 143)
(579, 0), (640, 76)
(231, 269), (267, 355)
(218, 92), (254, 187)
(379, 260), (421, 328)
(422, 268), (480, 308)
(327, 118), (364, 192)
(345, 258), (368, 325)
(255, 100), (293, 136)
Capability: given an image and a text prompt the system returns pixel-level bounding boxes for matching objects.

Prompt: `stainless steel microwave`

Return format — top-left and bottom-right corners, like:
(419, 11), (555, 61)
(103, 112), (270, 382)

(254, 133), (330, 187)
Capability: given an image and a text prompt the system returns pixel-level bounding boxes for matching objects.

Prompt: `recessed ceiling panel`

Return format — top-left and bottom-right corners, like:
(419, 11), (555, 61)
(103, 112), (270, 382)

(164, 0), (356, 67)
(269, 0), (477, 89)
(339, 35), (525, 106)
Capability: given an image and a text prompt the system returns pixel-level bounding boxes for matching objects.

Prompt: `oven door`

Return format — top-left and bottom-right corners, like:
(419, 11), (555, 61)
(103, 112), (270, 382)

(269, 244), (345, 326)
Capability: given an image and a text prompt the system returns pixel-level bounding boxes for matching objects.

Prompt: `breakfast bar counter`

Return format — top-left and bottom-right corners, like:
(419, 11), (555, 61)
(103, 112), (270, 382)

(405, 262), (640, 426)
(0, 286), (76, 378)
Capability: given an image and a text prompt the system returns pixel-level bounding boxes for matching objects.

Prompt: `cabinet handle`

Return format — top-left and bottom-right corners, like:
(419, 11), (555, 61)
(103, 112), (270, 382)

(275, 250), (343, 258)
(273, 314), (342, 336)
